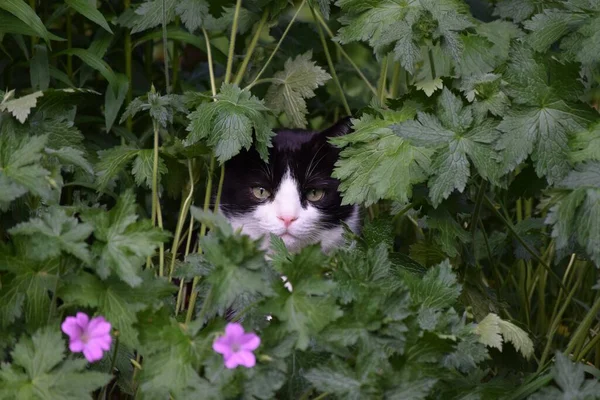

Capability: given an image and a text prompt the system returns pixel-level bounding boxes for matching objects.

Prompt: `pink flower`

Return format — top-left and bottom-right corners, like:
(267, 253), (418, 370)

(61, 312), (112, 363)
(212, 322), (261, 369)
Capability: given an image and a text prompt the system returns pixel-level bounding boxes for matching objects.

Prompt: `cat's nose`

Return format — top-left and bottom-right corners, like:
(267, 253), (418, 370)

(277, 215), (298, 227)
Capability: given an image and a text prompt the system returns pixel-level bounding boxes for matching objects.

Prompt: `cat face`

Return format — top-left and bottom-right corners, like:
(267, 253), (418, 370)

(219, 118), (360, 253)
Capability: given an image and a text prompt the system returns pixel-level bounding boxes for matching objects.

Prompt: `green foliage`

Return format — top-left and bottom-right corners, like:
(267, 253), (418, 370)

(186, 83), (274, 163)
(265, 51), (331, 128)
(1, 0), (599, 398)
(0, 328), (111, 399)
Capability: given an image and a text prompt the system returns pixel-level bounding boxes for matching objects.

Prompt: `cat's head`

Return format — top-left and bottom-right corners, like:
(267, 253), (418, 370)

(219, 118), (360, 253)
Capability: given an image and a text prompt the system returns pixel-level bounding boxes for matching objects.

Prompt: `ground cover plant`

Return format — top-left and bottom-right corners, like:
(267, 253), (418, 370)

(0, 0), (599, 398)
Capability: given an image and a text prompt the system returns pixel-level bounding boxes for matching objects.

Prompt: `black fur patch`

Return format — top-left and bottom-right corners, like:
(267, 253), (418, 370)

(220, 118), (354, 228)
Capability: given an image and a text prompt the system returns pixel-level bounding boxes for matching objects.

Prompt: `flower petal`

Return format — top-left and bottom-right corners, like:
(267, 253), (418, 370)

(96, 334), (112, 351)
(69, 339), (85, 352)
(224, 323), (244, 338)
(61, 317), (82, 338)
(239, 333), (260, 351)
(83, 342), (104, 363)
(212, 337), (233, 358)
(236, 351), (257, 368)
(75, 312), (90, 329)
(88, 319), (112, 337)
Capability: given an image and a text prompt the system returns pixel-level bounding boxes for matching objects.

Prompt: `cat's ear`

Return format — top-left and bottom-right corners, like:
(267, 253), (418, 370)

(319, 116), (353, 138)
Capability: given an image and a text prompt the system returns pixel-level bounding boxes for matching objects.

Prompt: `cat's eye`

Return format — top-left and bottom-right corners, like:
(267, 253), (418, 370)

(251, 187), (271, 200)
(306, 189), (325, 202)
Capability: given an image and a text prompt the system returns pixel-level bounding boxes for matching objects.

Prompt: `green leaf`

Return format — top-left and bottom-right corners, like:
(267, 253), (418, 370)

(523, 10), (581, 53)
(0, 90), (44, 123)
(81, 190), (170, 287)
(45, 147), (94, 175)
(95, 146), (140, 189)
(496, 102), (589, 184)
(546, 163), (600, 266)
(403, 259), (461, 310)
(0, 10), (63, 41)
(65, 0), (113, 33)
(30, 44), (49, 91)
(9, 207), (93, 264)
(304, 359), (361, 399)
(0, 249), (58, 330)
(120, 91), (186, 127)
(186, 83), (273, 163)
(415, 77), (444, 97)
(427, 210), (470, 258)
(60, 272), (175, 348)
(474, 313), (533, 359)
(0, 0), (52, 45)
(0, 131), (52, 209)
(265, 51), (331, 128)
(493, 0), (536, 23)
(105, 73), (129, 133)
(135, 310), (216, 399)
(394, 89), (501, 206)
(175, 0), (210, 32)
(336, 0), (473, 73)
(264, 246), (342, 349)
(54, 48), (118, 88)
(131, 149), (167, 189)
(530, 352), (600, 400)
(332, 112), (433, 206)
(570, 123), (600, 164)
(131, 0), (178, 34)
(0, 327), (111, 399)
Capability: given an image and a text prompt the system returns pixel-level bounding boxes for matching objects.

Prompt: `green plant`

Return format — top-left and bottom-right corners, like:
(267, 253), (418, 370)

(0, 0), (599, 398)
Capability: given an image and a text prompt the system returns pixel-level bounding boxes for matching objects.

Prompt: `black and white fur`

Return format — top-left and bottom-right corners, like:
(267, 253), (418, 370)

(219, 118), (360, 253)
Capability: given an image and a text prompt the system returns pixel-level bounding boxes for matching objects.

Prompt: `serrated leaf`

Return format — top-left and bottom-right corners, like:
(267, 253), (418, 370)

(131, 0), (178, 34)
(132, 149), (167, 189)
(95, 146), (140, 189)
(0, 250), (58, 330)
(415, 77), (444, 97)
(530, 352), (600, 400)
(570, 123), (600, 163)
(9, 207), (93, 264)
(403, 259), (461, 310)
(66, 0), (113, 33)
(0, 328), (111, 399)
(265, 51), (331, 128)
(60, 272), (174, 348)
(497, 317), (534, 359)
(186, 83), (273, 163)
(0, 132), (52, 209)
(546, 163), (600, 266)
(0, 91), (44, 123)
(45, 147), (94, 175)
(81, 190), (170, 287)
(332, 113), (433, 206)
(394, 89), (501, 206)
(175, 0), (210, 32)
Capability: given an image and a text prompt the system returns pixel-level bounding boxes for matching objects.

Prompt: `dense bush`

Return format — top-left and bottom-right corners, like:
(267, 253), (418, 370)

(0, 0), (599, 398)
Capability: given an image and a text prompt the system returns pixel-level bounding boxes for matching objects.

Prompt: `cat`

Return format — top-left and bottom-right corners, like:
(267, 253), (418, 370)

(219, 117), (360, 253)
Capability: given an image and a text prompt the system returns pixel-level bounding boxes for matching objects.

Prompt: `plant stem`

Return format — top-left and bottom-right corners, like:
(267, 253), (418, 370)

(161, 0), (170, 93)
(312, 10), (377, 96)
(390, 62), (401, 97)
(225, 0), (243, 84)
(234, 10), (269, 85)
(576, 323), (600, 362)
(537, 254), (579, 370)
(124, 0), (133, 133)
(428, 48), (436, 79)
(566, 289), (600, 356)
(484, 195), (567, 292)
(377, 55), (388, 105)
(246, 0), (306, 90)
(66, 9), (73, 79)
(168, 161), (195, 281)
(312, 6), (351, 115)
